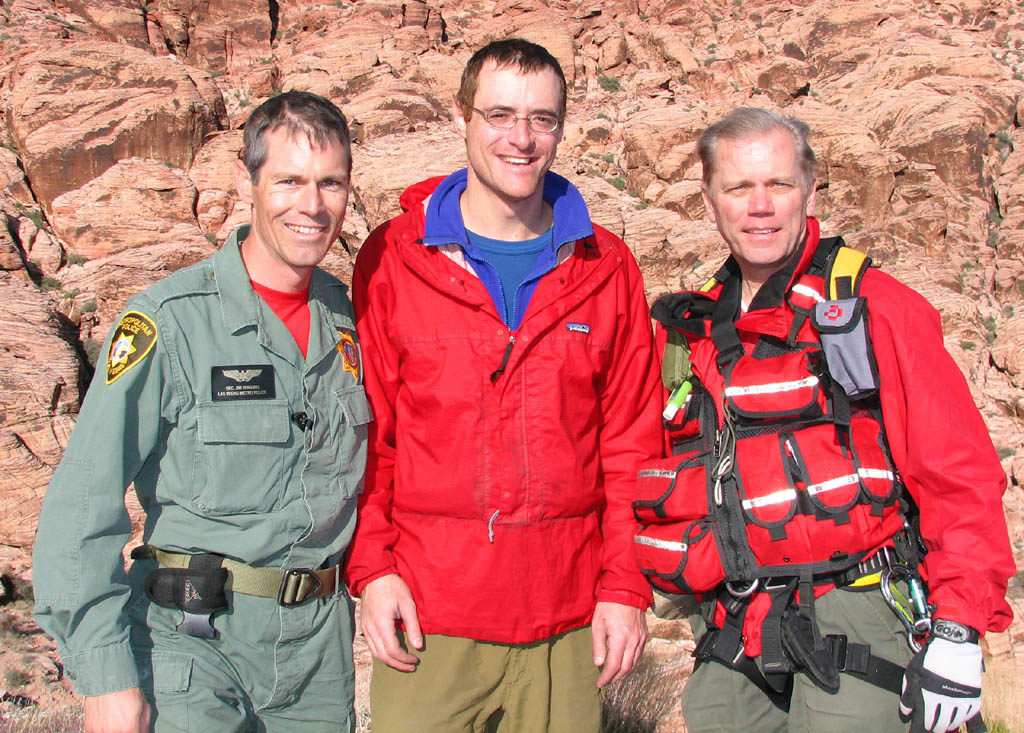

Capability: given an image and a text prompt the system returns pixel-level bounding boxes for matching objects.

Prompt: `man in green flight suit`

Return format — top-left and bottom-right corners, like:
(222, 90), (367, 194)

(32, 91), (370, 732)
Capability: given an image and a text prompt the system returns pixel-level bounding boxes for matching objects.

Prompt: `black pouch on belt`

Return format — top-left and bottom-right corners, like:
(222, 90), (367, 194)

(781, 607), (841, 693)
(144, 554), (229, 637)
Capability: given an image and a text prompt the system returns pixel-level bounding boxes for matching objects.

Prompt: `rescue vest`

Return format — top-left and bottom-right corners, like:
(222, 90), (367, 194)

(634, 237), (905, 595)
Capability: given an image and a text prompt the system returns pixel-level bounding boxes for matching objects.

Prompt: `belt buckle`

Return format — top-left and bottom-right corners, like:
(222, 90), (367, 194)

(278, 568), (321, 607)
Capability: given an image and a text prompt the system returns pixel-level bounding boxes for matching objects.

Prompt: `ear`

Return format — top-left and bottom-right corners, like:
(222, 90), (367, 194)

(806, 179), (817, 216)
(701, 185), (717, 224)
(452, 97), (468, 140)
(235, 158), (253, 204)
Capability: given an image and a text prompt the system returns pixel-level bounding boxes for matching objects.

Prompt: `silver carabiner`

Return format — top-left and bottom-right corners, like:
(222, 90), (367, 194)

(725, 578), (760, 599)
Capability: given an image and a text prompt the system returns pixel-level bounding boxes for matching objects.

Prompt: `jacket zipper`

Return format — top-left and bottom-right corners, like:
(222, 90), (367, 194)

(490, 335), (515, 382)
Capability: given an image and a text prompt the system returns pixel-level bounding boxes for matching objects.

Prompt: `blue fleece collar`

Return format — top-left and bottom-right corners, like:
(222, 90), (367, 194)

(422, 169), (595, 248)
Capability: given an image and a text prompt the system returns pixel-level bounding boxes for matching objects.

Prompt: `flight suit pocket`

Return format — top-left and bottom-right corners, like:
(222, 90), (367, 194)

(331, 386), (372, 498)
(141, 650), (192, 731)
(194, 400), (290, 514)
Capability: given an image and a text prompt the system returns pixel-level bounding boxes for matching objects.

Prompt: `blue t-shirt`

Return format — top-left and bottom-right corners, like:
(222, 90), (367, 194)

(467, 228), (553, 329)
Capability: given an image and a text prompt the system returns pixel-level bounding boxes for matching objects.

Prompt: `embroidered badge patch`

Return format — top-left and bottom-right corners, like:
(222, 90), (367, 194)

(106, 311), (158, 384)
(211, 365), (276, 401)
(336, 328), (360, 381)
(566, 322), (591, 334)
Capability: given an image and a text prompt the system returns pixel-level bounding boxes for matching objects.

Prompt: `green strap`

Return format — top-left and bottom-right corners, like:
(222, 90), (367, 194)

(150, 548), (337, 602)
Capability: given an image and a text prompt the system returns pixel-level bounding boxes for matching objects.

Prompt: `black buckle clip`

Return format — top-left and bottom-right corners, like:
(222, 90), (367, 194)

(278, 568), (321, 607)
(827, 634), (870, 675)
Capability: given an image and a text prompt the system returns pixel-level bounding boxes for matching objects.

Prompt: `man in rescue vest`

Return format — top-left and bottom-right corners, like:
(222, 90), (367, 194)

(346, 39), (662, 731)
(33, 92), (368, 731)
(634, 107), (1014, 732)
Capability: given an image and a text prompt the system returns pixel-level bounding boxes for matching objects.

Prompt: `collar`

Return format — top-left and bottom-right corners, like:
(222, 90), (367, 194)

(212, 225), (342, 333)
(421, 169), (595, 250)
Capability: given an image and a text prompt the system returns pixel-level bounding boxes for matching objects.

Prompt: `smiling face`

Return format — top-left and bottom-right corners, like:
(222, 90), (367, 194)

(702, 128), (816, 291)
(235, 124), (350, 292)
(454, 61), (563, 219)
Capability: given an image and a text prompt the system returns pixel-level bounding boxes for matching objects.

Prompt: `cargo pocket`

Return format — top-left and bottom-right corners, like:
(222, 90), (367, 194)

(723, 350), (825, 420)
(194, 400), (290, 514)
(634, 519), (725, 594)
(634, 450), (709, 524)
(142, 650), (192, 731)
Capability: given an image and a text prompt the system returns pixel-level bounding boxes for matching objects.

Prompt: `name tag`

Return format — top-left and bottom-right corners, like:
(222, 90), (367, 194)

(211, 365), (276, 401)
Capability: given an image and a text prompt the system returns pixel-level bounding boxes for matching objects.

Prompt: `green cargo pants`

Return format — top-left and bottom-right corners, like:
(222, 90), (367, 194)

(682, 586), (915, 733)
(128, 582), (356, 732)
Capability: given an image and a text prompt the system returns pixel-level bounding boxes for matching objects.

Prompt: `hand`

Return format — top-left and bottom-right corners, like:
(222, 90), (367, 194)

(360, 573), (423, 672)
(591, 601), (648, 688)
(899, 637), (983, 732)
(84, 687), (151, 733)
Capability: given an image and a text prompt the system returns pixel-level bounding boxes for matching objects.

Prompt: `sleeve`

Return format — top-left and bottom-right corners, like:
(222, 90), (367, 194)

(344, 229), (403, 596)
(32, 301), (176, 696)
(594, 236), (663, 609)
(864, 272), (1014, 634)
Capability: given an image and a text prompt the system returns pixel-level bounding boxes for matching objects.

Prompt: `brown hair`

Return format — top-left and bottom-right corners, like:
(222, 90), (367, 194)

(456, 38), (567, 121)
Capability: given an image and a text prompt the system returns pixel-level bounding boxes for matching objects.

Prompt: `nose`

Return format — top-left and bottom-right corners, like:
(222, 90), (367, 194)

(506, 116), (533, 147)
(748, 185), (774, 215)
(298, 182), (326, 216)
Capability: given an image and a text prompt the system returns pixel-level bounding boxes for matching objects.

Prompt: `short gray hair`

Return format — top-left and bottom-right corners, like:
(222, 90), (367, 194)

(242, 91), (351, 182)
(698, 107), (815, 186)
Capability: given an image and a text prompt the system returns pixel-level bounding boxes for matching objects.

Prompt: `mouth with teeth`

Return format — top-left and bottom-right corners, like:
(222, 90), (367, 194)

(745, 228), (780, 234)
(500, 155), (534, 165)
(285, 223), (326, 235)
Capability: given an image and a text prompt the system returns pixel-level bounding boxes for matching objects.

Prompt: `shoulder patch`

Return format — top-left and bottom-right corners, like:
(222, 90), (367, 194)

(106, 311), (158, 384)
(336, 328), (360, 382)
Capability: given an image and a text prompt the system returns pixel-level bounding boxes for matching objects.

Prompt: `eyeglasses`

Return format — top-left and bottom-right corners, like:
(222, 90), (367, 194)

(471, 107), (561, 134)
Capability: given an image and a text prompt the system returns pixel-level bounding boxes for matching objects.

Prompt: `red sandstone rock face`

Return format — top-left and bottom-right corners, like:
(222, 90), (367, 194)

(1, 0), (1023, 718)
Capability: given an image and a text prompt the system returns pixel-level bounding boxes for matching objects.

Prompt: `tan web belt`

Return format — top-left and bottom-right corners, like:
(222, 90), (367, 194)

(137, 546), (341, 606)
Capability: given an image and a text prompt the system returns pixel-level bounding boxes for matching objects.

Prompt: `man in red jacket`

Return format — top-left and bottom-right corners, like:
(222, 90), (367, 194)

(636, 106), (1014, 732)
(346, 39), (662, 731)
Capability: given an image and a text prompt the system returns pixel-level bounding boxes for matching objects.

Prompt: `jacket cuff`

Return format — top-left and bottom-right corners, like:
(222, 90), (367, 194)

(347, 565), (399, 598)
(596, 588), (652, 610)
(63, 642), (140, 697)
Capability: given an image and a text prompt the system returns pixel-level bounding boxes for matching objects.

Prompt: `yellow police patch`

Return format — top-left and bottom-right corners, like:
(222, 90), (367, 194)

(106, 311), (158, 384)
(336, 328), (360, 382)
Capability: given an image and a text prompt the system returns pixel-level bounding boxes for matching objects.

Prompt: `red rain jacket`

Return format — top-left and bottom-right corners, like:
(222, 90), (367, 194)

(347, 176), (661, 642)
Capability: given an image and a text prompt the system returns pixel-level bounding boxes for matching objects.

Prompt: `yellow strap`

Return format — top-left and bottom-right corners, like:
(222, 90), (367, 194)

(847, 570), (882, 588)
(827, 246), (869, 300)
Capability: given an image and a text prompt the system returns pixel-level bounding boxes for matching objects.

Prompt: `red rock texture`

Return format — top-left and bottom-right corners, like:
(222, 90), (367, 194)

(1, 0), (1022, 727)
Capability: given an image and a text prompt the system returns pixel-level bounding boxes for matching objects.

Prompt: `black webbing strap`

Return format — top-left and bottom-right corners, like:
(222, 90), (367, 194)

(693, 593), (792, 713)
(710, 275), (745, 369)
(825, 635), (905, 695)
(760, 579), (798, 692)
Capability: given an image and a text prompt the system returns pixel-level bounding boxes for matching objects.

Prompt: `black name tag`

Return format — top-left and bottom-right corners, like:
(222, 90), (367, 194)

(211, 365), (276, 401)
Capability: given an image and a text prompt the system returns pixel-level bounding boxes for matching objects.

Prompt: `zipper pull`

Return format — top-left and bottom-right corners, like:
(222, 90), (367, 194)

(490, 335), (515, 382)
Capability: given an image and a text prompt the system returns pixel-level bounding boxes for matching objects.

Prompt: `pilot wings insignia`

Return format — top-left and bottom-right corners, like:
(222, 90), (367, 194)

(222, 368), (263, 383)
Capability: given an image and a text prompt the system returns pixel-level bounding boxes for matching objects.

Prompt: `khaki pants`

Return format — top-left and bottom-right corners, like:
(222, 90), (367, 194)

(370, 627), (602, 732)
(682, 586), (915, 733)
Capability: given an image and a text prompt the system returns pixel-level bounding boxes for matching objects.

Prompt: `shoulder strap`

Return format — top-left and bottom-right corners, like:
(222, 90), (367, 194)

(822, 240), (871, 300)
(661, 327), (691, 392)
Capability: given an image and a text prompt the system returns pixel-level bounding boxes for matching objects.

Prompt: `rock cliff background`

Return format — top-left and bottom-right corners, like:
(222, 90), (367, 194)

(0, 0), (1022, 729)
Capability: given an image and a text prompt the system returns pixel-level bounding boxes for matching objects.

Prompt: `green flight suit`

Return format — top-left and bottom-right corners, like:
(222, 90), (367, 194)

(33, 226), (370, 731)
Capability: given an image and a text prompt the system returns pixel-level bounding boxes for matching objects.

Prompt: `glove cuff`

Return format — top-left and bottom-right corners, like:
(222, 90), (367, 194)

(931, 619), (980, 644)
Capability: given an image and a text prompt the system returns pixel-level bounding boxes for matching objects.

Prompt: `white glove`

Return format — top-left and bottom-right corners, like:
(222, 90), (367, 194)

(899, 637), (983, 732)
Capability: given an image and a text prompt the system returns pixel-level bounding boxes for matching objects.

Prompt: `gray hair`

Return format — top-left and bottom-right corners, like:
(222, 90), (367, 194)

(698, 107), (815, 186)
(241, 91), (351, 182)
